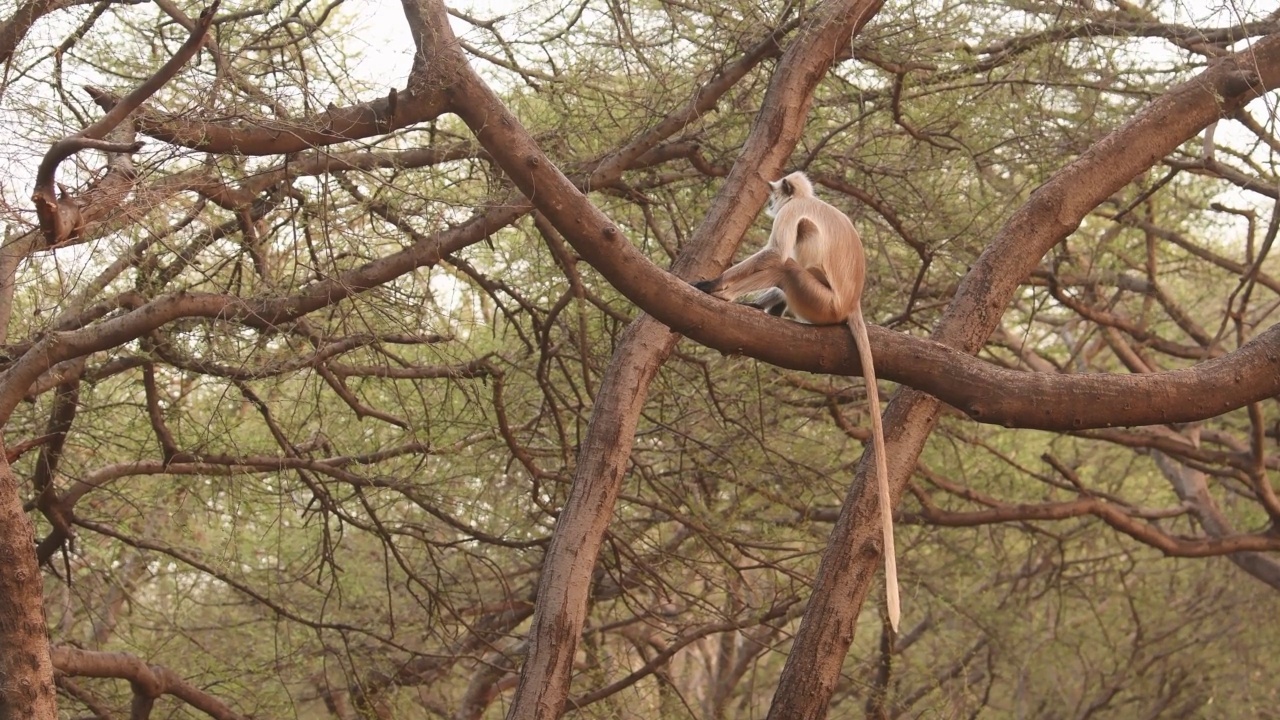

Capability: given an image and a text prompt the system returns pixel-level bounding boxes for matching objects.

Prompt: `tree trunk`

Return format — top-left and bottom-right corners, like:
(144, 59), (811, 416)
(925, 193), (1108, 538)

(0, 451), (57, 720)
(469, 0), (887, 714)
(427, 0), (887, 713)
(766, 31), (1280, 720)
(504, 317), (678, 718)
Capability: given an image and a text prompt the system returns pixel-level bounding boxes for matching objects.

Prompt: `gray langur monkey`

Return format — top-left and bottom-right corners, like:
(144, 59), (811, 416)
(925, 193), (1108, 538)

(693, 171), (900, 632)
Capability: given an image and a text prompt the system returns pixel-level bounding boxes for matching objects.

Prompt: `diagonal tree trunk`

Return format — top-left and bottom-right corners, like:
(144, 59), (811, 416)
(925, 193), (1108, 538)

(766, 31), (1280, 720)
(417, 0), (886, 715)
(1155, 450), (1280, 590)
(407, 0), (1280, 716)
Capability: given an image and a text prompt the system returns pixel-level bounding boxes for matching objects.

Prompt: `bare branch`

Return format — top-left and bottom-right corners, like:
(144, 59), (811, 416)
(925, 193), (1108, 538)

(85, 83), (445, 155)
(31, 2), (219, 246)
(50, 645), (249, 720)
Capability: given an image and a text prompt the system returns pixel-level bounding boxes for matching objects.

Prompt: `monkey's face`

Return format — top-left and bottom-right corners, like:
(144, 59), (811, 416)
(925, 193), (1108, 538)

(765, 179), (788, 218)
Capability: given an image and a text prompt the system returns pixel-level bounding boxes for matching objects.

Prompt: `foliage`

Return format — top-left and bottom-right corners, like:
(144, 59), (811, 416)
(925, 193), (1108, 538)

(2, 0), (1280, 718)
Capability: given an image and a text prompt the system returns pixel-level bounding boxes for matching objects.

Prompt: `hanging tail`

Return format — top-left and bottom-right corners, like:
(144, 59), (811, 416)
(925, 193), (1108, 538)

(846, 311), (900, 633)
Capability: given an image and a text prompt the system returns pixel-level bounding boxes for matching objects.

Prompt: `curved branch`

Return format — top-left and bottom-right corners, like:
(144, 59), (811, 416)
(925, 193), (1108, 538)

(910, 494), (1280, 557)
(446, 0), (889, 715)
(86, 84), (447, 155)
(6, 244), (1280, 438)
(81, 2), (220, 141)
(769, 28), (1280, 720)
(31, 2), (217, 246)
(50, 645), (248, 720)
(439, 17), (1280, 434)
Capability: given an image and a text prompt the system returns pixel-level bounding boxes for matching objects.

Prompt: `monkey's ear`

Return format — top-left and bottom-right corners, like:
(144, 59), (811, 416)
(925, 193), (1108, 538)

(780, 178), (793, 196)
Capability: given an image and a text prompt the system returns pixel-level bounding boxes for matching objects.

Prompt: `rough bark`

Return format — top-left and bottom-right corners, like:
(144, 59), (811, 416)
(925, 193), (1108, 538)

(765, 31), (1280, 720)
(505, 325), (673, 717)
(0, 451), (57, 720)
(397, 0), (1280, 714)
(414, 0), (888, 715)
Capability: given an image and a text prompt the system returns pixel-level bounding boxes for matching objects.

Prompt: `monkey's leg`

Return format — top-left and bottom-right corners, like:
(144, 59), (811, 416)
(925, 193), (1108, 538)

(745, 287), (788, 316)
(777, 260), (846, 325)
(693, 248), (786, 301)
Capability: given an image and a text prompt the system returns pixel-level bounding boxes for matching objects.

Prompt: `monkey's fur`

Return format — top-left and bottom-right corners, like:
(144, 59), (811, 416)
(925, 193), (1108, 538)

(694, 171), (900, 632)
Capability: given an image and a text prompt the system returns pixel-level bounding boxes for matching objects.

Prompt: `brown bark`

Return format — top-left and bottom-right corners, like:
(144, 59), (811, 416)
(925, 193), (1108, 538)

(505, 321), (675, 718)
(398, 9), (1280, 717)
(380, 2), (1280, 715)
(32, 2), (217, 247)
(406, 0), (885, 715)
(85, 84), (443, 156)
(5, 9), (1280, 718)
(50, 645), (249, 720)
(0, 450), (57, 720)
(9, 247), (1280, 436)
(764, 31), (1280, 720)
(0, 0), (86, 63)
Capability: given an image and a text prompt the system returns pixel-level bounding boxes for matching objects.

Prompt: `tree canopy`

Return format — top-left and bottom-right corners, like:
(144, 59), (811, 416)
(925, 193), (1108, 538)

(2, 0), (1280, 718)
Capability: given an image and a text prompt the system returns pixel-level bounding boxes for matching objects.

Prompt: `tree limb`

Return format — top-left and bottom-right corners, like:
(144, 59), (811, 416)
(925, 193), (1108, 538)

(50, 645), (249, 720)
(31, 2), (218, 246)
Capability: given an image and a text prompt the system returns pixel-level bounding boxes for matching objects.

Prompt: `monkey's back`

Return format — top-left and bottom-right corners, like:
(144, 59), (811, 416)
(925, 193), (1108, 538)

(782, 197), (865, 318)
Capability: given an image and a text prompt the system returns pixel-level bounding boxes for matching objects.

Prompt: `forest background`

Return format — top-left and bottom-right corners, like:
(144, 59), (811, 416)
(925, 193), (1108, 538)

(2, 0), (1280, 717)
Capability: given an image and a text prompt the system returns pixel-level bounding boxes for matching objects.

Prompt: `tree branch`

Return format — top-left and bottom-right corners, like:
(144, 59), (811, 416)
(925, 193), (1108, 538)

(31, 2), (218, 246)
(85, 84), (445, 155)
(50, 645), (249, 720)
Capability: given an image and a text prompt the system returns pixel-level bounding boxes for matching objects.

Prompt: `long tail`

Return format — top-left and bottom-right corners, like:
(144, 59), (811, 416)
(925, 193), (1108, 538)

(847, 310), (900, 633)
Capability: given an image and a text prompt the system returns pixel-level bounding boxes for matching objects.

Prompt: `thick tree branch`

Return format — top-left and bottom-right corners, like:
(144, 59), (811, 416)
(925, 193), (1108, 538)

(50, 645), (248, 720)
(770, 29), (1280, 720)
(7, 249), (1280, 436)
(85, 84), (444, 155)
(0, 450), (58, 718)
(399, 9), (1280, 441)
(32, 3), (218, 246)
(422, 0), (886, 716)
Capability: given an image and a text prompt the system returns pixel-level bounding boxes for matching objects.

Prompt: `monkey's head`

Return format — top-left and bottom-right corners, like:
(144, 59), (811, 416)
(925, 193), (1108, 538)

(766, 171), (814, 217)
